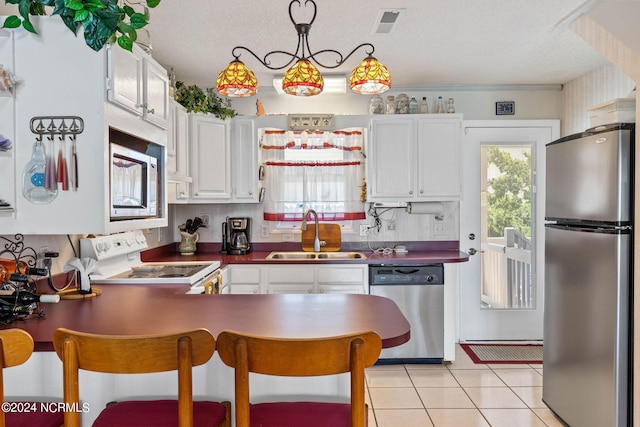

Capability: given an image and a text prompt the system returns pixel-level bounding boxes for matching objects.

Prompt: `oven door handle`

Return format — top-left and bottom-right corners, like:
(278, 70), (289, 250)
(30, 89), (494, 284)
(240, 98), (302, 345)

(204, 272), (223, 294)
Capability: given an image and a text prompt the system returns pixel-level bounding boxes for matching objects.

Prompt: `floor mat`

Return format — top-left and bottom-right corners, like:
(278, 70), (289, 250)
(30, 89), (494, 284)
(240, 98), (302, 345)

(460, 343), (543, 364)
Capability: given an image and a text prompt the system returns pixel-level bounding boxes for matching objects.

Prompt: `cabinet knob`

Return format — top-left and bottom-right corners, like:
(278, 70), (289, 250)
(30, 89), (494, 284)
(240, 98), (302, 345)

(253, 289), (258, 294)
(419, 189), (424, 194)
(409, 190), (413, 195)
(148, 108), (155, 115)
(248, 191), (253, 195)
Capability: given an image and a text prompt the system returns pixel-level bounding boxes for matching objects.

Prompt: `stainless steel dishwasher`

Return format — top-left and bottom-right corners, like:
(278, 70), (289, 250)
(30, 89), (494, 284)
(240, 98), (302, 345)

(369, 264), (444, 363)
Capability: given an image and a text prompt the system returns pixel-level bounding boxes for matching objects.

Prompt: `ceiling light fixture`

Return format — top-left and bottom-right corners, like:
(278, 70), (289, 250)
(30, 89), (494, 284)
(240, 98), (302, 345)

(216, 0), (392, 97)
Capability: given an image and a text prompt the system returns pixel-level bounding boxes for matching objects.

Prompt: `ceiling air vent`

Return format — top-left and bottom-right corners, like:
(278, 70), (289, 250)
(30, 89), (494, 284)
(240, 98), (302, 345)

(372, 9), (404, 34)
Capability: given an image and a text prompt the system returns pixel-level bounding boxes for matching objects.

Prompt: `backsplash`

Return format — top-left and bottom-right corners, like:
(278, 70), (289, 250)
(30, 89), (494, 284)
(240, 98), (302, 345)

(170, 201), (460, 246)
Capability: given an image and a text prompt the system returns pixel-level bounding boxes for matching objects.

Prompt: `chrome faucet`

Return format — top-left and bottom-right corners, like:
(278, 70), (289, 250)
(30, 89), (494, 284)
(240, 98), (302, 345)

(301, 209), (321, 252)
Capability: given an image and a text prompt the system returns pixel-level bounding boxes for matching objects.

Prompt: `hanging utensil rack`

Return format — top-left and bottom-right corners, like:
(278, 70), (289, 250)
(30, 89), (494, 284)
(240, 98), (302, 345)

(29, 116), (84, 139)
(29, 116), (84, 192)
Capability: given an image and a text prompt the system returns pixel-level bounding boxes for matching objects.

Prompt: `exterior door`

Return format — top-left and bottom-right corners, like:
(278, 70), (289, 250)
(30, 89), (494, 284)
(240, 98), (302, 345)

(459, 121), (559, 341)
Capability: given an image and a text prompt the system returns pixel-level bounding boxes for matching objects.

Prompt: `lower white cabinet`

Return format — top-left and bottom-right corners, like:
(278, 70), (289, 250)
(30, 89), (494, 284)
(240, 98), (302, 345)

(228, 264), (368, 295)
(228, 265), (263, 294)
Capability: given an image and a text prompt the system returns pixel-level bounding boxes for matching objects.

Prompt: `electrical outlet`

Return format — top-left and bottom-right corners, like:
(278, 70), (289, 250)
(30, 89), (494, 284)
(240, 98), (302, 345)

(433, 218), (446, 235)
(387, 219), (397, 231)
(261, 224), (269, 238)
(359, 224), (369, 237)
(38, 246), (49, 268)
(200, 213), (210, 226)
(282, 233), (295, 242)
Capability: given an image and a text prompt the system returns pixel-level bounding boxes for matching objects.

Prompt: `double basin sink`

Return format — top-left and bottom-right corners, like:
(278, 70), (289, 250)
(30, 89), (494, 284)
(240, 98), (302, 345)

(266, 251), (367, 261)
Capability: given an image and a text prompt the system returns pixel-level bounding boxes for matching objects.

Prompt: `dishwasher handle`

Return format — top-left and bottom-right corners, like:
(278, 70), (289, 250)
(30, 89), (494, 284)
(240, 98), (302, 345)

(394, 268), (420, 275)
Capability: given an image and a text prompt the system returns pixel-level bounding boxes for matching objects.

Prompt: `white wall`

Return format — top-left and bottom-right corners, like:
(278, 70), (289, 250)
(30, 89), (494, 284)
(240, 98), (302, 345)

(229, 87), (562, 120)
(562, 62), (634, 136)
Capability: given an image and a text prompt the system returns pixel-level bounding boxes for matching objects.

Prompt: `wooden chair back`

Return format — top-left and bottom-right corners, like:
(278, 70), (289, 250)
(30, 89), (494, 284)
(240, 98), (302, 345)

(52, 328), (216, 427)
(216, 330), (382, 427)
(0, 329), (34, 427)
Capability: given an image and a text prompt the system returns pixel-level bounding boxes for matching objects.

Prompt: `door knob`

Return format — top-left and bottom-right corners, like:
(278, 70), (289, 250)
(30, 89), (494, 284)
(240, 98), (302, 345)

(468, 248), (477, 255)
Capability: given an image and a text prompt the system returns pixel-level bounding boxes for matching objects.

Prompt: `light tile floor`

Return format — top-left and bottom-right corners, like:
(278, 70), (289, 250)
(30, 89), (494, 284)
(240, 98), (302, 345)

(365, 344), (569, 427)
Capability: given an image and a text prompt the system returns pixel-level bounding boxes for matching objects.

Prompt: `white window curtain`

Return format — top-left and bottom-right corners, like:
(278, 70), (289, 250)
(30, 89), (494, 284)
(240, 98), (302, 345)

(262, 129), (366, 221)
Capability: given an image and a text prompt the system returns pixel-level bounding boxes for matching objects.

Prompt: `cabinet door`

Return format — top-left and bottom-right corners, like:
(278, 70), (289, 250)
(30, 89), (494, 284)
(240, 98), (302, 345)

(369, 118), (416, 200)
(189, 115), (231, 200)
(107, 44), (143, 116)
(317, 265), (367, 294)
(143, 58), (169, 129)
(232, 118), (258, 202)
(416, 118), (462, 199)
(166, 101), (178, 174)
(266, 266), (315, 294)
(174, 105), (189, 177)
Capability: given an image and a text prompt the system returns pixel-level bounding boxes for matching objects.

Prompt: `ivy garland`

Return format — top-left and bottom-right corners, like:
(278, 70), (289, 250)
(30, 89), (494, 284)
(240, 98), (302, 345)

(174, 81), (236, 121)
(1, 0), (161, 52)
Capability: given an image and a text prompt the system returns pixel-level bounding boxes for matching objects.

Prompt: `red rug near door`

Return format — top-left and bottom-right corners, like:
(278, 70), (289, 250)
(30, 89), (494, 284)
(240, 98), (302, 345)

(460, 343), (543, 364)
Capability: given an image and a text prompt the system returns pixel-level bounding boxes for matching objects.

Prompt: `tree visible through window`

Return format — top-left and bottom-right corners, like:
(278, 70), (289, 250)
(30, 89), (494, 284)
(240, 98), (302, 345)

(486, 146), (532, 238)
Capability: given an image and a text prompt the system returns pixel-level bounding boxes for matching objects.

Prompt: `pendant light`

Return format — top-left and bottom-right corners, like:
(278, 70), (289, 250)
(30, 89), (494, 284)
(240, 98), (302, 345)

(216, 0), (391, 97)
(349, 55), (392, 95)
(215, 60), (258, 97)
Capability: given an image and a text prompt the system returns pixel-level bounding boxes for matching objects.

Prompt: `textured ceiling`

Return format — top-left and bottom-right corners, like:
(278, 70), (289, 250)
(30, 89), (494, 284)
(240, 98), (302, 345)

(0, 0), (612, 90)
(143, 0), (607, 90)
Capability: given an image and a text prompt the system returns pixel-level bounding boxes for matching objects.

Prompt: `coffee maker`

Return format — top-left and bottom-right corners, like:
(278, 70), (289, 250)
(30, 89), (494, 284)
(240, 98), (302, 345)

(223, 217), (251, 255)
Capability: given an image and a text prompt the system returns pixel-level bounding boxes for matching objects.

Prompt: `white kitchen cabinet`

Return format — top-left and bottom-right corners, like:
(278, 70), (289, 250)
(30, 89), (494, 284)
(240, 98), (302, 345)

(231, 117), (259, 202)
(317, 265), (368, 294)
(189, 114), (231, 201)
(0, 16), (167, 234)
(107, 43), (169, 129)
(228, 264), (368, 295)
(368, 115), (462, 201)
(266, 266), (315, 294)
(228, 265), (263, 294)
(167, 100), (191, 204)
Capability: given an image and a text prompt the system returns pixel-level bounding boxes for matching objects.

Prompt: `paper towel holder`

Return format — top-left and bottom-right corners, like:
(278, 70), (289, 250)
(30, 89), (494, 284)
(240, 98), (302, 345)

(406, 202), (444, 215)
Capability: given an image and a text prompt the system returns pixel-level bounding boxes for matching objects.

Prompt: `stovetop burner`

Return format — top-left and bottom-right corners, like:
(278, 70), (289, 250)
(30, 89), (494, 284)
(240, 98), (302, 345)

(81, 232), (220, 286)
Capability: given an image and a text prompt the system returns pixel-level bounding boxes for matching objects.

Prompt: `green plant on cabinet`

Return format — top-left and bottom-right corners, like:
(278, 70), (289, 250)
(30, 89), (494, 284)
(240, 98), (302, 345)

(1, 0), (161, 52)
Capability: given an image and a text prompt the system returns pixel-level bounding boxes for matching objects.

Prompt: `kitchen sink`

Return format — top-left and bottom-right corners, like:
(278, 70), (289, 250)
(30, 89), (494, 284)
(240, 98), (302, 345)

(266, 251), (367, 261)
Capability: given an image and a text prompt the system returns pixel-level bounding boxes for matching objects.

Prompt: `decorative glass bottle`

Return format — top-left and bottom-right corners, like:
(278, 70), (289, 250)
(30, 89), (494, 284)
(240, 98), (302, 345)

(396, 93), (410, 114)
(385, 96), (396, 114)
(419, 97), (429, 114)
(447, 97), (456, 113)
(409, 97), (418, 114)
(435, 96), (445, 114)
(22, 141), (57, 204)
(369, 94), (384, 115)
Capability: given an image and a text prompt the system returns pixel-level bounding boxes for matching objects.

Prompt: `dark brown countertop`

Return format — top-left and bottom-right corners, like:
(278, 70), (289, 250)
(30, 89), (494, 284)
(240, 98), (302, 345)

(7, 283), (410, 352)
(142, 241), (469, 266)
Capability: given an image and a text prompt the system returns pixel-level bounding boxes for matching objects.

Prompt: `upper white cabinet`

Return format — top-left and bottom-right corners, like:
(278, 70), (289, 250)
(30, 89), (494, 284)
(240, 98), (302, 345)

(189, 114), (231, 200)
(187, 115), (260, 203)
(167, 99), (191, 204)
(231, 117), (259, 202)
(0, 16), (167, 234)
(107, 43), (169, 129)
(368, 115), (462, 201)
(142, 58), (170, 129)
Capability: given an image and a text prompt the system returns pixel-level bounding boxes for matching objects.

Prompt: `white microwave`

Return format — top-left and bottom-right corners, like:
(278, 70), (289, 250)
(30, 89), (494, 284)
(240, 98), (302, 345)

(110, 143), (158, 220)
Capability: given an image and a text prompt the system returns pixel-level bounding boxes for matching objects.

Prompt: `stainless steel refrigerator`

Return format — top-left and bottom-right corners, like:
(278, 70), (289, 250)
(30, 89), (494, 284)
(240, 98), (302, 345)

(544, 123), (634, 427)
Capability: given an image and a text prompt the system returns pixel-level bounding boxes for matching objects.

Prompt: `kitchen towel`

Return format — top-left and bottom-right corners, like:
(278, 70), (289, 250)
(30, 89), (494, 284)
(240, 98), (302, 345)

(64, 257), (97, 292)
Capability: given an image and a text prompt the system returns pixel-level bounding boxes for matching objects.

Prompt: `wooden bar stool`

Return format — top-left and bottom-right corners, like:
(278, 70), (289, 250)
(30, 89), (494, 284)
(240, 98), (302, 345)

(0, 328), (64, 427)
(216, 330), (382, 427)
(52, 327), (231, 427)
